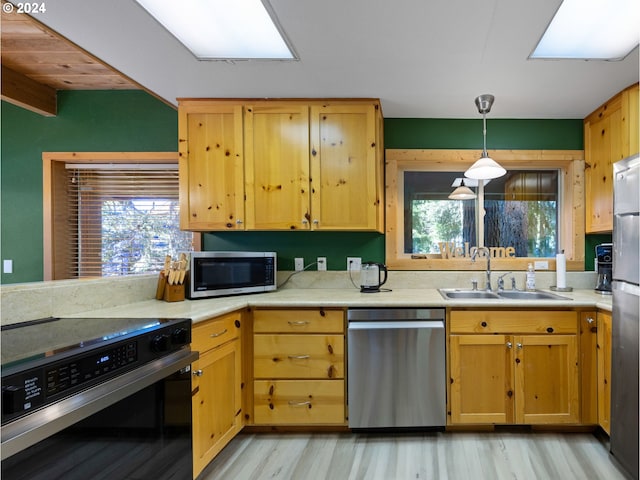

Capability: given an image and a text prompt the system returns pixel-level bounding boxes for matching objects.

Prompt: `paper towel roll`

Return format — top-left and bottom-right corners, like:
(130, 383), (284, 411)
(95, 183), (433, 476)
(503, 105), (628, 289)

(556, 253), (566, 288)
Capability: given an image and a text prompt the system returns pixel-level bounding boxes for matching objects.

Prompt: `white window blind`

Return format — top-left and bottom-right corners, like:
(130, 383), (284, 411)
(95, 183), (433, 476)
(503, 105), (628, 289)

(64, 164), (192, 278)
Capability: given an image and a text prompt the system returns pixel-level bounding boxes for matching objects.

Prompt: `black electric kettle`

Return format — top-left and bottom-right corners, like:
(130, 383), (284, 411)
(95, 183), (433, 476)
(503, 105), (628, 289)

(360, 262), (388, 292)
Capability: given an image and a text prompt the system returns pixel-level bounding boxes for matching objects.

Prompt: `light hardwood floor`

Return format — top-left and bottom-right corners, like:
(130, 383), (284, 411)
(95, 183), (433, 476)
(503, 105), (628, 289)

(199, 431), (627, 480)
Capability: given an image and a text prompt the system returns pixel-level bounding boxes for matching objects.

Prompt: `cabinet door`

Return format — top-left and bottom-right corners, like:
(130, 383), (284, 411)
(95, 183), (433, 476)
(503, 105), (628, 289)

(309, 104), (380, 231)
(192, 339), (242, 478)
(244, 104), (311, 230)
(579, 312), (598, 425)
(449, 334), (513, 424)
(514, 335), (579, 424)
(584, 95), (624, 233)
(597, 311), (612, 434)
(623, 83), (639, 156)
(178, 102), (245, 230)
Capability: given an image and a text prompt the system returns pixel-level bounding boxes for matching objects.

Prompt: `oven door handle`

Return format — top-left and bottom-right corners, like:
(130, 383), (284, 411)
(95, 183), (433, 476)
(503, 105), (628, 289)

(348, 320), (444, 330)
(1, 348), (199, 461)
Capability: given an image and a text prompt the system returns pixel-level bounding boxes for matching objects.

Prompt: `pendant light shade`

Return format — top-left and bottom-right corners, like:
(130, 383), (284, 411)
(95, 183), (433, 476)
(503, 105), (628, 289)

(448, 178), (477, 200)
(465, 94), (506, 180)
(464, 154), (506, 180)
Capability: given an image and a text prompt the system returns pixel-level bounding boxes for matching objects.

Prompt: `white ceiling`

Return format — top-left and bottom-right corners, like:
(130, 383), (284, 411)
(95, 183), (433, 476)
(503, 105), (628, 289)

(32, 0), (639, 118)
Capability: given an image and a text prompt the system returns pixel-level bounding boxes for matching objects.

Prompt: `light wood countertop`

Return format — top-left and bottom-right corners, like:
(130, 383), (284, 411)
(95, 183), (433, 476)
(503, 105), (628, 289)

(67, 288), (612, 323)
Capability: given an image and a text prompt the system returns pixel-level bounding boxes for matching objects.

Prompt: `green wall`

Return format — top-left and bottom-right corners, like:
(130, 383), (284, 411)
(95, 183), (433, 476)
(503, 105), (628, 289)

(1, 90), (586, 283)
(1, 91), (177, 284)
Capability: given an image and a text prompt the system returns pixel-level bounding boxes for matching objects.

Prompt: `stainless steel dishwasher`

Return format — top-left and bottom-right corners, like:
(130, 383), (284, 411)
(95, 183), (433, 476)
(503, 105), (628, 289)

(347, 308), (446, 429)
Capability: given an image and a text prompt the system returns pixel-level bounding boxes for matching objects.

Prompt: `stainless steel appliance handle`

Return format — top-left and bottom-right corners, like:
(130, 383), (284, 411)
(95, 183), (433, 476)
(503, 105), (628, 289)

(348, 321), (445, 330)
(1, 348), (199, 461)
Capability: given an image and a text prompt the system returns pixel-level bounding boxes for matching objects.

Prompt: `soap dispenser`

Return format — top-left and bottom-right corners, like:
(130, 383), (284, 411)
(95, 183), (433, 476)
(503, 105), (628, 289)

(526, 263), (536, 291)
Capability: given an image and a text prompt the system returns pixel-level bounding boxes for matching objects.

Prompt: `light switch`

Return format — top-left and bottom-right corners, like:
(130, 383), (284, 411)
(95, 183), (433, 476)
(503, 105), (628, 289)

(3, 259), (13, 274)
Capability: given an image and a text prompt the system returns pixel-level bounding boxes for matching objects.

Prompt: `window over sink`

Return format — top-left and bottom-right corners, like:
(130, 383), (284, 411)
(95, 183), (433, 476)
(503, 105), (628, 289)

(385, 149), (585, 271)
(406, 170), (559, 258)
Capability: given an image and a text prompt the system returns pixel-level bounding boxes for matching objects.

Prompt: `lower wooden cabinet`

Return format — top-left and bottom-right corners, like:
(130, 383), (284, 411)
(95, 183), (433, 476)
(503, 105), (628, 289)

(449, 310), (580, 425)
(597, 310), (612, 434)
(191, 312), (243, 478)
(251, 308), (346, 426)
(254, 380), (345, 424)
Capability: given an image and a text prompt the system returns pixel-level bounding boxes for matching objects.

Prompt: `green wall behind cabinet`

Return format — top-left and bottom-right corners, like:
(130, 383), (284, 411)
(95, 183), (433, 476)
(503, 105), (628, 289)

(1, 91), (177, 284)
(1, 90), (588, 283)
(384, 119), (583, 149)
(203, 232), (385, 270)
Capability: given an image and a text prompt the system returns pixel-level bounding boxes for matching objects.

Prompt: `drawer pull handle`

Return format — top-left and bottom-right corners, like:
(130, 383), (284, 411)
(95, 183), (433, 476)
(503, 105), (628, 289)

(288, 321), (310, 326)
(210, 329), (228, 338)
(192, 369), (203, 377)
(288, 400), (311, 407)
(288, 354), (310, 360)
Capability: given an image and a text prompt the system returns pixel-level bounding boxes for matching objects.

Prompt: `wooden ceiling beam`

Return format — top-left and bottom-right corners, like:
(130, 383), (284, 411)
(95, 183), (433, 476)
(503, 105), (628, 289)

(1, 65), (57, 116)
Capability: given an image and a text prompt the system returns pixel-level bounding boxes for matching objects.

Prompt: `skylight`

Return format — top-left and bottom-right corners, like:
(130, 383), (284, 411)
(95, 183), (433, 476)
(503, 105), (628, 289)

(530, 0), (639, 60)
(134, 0), (296, 60)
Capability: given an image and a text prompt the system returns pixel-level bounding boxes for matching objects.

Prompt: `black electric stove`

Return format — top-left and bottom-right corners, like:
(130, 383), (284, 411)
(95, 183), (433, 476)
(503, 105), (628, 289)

(1, 316), (192, 425)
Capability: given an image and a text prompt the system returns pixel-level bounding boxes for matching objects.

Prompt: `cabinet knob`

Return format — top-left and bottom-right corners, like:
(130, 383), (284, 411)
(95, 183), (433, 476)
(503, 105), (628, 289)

(313, 219), (319, 225)
(516, 343), (523, 350)
(236, 219), (243, 224)
(506, 342), (512, 349)
(301, 219), (308, 224)
(192, 369), (203, 377)
(586, 317), (595, 324)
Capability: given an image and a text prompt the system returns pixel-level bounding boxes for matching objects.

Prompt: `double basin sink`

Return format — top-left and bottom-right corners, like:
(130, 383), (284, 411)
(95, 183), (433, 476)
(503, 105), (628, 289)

(438, 288), (570, 301)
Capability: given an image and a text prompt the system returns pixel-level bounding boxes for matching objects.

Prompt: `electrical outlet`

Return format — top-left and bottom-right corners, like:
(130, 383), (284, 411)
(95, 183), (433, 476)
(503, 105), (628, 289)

(534, 260), (549, 270)
(317, 257), (327, 271)
(294, 257), (304, 271)
(347, 257), (361, 271)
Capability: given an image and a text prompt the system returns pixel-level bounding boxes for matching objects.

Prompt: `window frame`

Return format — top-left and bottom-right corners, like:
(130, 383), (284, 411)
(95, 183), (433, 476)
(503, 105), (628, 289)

(43, 152), (200, 281)
(385, 149), (585, 271)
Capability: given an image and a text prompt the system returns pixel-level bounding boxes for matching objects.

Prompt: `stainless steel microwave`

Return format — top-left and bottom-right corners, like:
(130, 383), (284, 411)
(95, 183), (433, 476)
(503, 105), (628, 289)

(186, 251), (277, 299)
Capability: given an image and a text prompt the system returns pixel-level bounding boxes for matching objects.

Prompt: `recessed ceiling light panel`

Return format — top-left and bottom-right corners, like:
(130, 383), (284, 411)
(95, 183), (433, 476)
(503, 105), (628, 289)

(531, 0), (639, 60)
(134, 0), (297, 60)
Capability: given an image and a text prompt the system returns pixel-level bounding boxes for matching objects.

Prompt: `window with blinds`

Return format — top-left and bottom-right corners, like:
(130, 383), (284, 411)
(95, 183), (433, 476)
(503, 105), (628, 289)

(62, 164), (193, 278)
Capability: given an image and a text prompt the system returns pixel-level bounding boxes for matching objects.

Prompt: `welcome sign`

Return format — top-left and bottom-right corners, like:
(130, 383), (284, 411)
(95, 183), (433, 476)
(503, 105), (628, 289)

(438, 242), (516, 259)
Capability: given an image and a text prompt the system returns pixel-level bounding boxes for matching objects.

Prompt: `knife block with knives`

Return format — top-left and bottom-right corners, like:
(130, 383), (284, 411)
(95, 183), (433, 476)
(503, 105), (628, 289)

(156, 253), (187, 302)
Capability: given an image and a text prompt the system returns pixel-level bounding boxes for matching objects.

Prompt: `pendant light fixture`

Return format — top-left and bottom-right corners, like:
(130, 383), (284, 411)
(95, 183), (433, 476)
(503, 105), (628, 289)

(465, 94), (506, 180)
(448, 178), (477, 200)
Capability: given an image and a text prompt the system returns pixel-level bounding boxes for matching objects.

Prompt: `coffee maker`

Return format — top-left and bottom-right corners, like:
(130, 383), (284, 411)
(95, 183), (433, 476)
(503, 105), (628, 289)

(595, 243), (612, 294)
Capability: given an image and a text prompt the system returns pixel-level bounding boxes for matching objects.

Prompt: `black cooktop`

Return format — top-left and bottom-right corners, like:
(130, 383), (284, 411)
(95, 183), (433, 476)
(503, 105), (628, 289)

(1, 317), (188, 373)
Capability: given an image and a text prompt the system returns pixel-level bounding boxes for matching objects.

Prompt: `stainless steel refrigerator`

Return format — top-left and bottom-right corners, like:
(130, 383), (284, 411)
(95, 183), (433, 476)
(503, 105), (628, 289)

(611, 153), (639, 480)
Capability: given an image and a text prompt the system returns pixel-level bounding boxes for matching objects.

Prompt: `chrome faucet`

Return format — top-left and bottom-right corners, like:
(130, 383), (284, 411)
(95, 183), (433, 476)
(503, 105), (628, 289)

(497, 272), (512, 292)
(471, 247), (492, 291)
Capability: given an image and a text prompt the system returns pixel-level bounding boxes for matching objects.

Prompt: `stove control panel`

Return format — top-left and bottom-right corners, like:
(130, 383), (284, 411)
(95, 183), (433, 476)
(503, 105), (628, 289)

(1, 319), (191, 425)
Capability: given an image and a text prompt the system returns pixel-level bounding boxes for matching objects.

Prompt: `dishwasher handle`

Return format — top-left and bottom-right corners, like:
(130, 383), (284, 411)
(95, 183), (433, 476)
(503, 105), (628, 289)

(348, 320), (444, 330)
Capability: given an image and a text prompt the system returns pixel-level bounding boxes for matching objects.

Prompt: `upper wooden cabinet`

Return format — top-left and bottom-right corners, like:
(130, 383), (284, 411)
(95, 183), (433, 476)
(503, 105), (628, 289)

(178, 99), (384, 232)
(178, 102), (244, 231)
(584, 83), (639, 233)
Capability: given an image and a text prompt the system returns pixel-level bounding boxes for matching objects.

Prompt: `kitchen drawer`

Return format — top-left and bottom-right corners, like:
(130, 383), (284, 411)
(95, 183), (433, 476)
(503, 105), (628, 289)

(192, 312), (241, 354)
(253, 380), (345, 425)
(252, 308), (344, 333)
(253, 334), (344, 379)
(450, 310), (577, 334)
